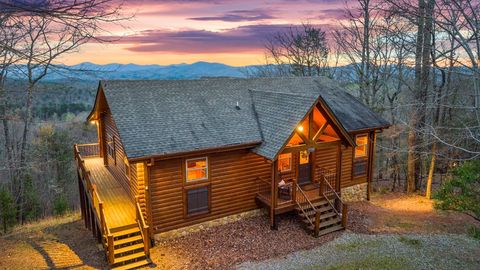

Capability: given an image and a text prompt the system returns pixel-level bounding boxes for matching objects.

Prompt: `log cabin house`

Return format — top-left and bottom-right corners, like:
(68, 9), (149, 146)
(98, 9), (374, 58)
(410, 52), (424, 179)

(74, 77), (389, 269)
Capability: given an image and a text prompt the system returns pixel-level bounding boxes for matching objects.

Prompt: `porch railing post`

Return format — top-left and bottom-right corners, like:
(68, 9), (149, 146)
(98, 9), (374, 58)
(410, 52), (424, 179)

(291, 178), (297, 203)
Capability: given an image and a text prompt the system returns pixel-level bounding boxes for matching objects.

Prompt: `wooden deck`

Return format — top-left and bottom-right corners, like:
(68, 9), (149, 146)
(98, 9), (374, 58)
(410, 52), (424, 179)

(83, 157), (136, 229)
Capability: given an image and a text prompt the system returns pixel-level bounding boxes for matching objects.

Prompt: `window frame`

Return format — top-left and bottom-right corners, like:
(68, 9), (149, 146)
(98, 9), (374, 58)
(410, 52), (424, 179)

(354, 134), (369, 158)
(278, 153), (292, 172)
(185, 157), (209, 183)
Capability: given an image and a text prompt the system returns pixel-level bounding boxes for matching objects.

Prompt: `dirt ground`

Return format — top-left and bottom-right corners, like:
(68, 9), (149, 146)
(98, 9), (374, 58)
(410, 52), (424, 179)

(0, 213), (108, 270)
(0, 193), (478, 270)
(347, 193), (479, 235)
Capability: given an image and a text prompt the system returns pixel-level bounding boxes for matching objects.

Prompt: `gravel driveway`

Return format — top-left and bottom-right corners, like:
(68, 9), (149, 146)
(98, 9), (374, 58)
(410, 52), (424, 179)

(237, 232), (480, 270)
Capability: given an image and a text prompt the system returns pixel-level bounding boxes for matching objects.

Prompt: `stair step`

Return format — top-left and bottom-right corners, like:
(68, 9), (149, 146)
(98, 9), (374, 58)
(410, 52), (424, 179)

(114, 243), (145, 255)
(300, 211), (338, 221)
(113, 251), (146, 264)
(113, 227), (141, 238)
(319, 224), (344, 236)
(299, 199), (328, 208)
(111, 259), (151, 270)
(110, 223), (138, 233)
(114, 235), (143, 246)
(307, 217), (341, 230)
(320, 217), (341, 228)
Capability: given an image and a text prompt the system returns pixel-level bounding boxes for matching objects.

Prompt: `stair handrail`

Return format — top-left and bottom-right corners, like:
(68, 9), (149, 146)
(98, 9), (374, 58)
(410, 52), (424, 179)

(321, 174), (348, 228)
(135, 196), (150, 256)
(294, 182), (317, 228)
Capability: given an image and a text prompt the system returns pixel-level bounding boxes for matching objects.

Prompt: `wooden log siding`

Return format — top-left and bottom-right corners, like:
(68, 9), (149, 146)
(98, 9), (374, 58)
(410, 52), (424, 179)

(149, 149), (271, 233)
(341, 146), (355, 188)
(102, 109), (131, 200)
(314, 143), (339, 181)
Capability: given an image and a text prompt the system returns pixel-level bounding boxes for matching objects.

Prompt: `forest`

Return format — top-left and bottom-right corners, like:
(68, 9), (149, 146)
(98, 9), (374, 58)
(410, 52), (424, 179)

(1, 0), (479, 233)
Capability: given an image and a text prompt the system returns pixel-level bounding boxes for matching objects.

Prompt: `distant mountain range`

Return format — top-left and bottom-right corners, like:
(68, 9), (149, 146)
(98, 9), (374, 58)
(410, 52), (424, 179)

(7, 61), (474, 83)
(14, 61), (259, 82)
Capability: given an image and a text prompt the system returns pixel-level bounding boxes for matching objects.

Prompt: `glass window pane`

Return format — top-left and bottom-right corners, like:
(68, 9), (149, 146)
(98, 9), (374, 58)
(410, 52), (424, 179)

(355, 135), (368, 157)
(186, 158), (208, 181)
(278, 153), (292, 172)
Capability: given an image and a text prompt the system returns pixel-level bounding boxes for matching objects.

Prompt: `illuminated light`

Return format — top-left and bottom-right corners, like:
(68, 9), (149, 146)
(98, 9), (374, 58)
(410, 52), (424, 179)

(90, 120), (97, 125)
(297, 125), (304, 132)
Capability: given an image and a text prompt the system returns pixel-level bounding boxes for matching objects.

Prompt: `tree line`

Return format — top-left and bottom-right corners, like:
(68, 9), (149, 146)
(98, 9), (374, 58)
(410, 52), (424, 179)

(256, 0), (480, 198)
(0, 0), (126, 233)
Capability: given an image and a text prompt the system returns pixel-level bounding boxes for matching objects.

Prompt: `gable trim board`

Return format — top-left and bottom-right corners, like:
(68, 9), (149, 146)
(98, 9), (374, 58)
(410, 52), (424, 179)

(87, 77), (390, 162)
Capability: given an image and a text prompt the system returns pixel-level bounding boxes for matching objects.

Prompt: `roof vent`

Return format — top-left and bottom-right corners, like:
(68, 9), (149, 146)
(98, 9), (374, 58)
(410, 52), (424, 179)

(235, 101), (241, 110)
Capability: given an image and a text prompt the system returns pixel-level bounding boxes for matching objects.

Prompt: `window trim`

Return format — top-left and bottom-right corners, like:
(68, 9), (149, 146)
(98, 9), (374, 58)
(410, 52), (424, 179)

(354, 134), (369, 158)
(185, 157), (209, 182)
(278, 153), (292, 172)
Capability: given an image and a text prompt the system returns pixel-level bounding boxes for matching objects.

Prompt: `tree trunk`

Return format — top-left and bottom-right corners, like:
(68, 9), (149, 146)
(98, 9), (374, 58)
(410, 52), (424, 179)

(426, 142), (436, 199)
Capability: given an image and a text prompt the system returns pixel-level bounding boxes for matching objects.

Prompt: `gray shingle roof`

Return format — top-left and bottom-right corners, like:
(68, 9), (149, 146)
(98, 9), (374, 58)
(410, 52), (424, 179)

(97, 77), (389, 160)
(250, 90), (318, 159)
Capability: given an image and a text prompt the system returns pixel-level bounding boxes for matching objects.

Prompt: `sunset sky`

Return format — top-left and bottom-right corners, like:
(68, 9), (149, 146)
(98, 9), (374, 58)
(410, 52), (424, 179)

(64, 0), (353, 66)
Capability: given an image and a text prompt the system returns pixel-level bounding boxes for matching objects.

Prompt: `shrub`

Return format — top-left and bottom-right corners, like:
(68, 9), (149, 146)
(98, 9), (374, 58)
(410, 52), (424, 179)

(0, 188), (17, 234)
(53, 195), (69, 216)
(434, 160), (480, 219)
(468, 226), (480, 241)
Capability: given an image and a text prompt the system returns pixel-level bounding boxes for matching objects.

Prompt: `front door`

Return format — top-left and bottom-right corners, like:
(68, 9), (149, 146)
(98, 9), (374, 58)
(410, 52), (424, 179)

(297, 150), (311, 185)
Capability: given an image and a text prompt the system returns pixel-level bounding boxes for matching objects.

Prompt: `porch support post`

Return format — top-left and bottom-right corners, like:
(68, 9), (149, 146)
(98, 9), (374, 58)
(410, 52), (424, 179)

(336, 144), (342, 193)
(335, 144), (342, 211)
(270, 160), (278, 230)
(367, 132), (376, 201)
(99, 113), (108, 166)
(78, 171), (86, 222)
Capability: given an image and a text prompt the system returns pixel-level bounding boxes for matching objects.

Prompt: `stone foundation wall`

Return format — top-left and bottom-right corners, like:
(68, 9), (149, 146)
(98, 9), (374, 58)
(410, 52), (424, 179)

(341, 183), (368, 202)
(153, 209), (264, 241)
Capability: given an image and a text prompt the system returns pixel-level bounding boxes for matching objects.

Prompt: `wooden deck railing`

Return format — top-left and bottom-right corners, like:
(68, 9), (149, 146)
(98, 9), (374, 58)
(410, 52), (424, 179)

(135, 196), (150, 256)
(317, 166), (336, 196)
(321, 173), (347, 228)
(74, 144), (115, 264)
(256, 176), (271, 202)
(76, 143), (100, 158)
(295, 182), (322, 236)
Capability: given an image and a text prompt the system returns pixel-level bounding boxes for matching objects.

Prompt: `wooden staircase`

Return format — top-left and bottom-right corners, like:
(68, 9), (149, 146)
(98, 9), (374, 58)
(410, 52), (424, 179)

(110, 224), (151, 270)
(295, 198), (344, 236)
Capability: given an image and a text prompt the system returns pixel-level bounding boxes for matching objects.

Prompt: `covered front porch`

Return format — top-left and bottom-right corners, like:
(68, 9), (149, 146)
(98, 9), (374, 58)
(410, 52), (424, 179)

(254, 99), (349, 236)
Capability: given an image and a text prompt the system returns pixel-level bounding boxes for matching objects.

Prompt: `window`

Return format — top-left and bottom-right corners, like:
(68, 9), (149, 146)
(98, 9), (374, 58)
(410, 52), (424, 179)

(106, 134), (115, 159)
(186, 186), (209, 215)
(186, 157), (208, 182)
(299, 150), (309, 165)
(353, 159), (368, 177)
(355, 135), (368, 158)
(278, 153), (292, 172)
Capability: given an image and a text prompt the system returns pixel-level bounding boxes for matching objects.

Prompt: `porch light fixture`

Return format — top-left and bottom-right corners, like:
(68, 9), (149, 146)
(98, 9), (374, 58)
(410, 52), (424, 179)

(297, 125), (304, 132)
(90, 120), (97, 125)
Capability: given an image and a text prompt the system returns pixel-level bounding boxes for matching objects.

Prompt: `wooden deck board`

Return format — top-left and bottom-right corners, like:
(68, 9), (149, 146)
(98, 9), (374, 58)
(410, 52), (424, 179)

(83, 157), (136, 229)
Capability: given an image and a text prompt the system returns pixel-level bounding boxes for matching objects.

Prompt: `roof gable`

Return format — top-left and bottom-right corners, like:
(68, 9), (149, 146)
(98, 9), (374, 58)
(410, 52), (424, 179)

(250, 90), (319, 160)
